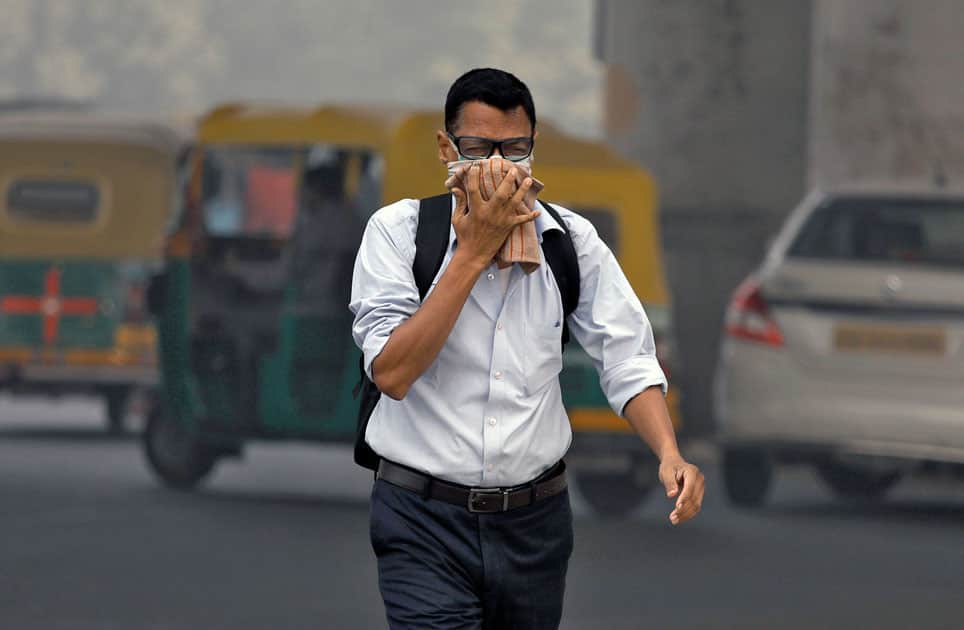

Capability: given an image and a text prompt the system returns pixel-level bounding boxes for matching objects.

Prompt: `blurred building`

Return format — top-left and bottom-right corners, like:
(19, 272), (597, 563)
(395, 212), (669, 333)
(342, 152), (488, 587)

(595, 0), (964, 434)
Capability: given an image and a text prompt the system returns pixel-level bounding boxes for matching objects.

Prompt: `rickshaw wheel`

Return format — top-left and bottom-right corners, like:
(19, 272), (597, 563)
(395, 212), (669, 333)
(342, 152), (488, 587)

(576, 464), (654, 517)
(143, 403), (217, 490)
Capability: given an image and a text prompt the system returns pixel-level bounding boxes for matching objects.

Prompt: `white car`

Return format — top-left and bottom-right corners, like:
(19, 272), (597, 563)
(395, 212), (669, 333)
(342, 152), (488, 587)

(715, 187), (964, 506)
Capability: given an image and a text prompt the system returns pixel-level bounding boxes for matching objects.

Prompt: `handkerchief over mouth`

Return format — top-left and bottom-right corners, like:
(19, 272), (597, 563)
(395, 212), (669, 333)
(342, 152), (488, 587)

(445, 157), (545, 274)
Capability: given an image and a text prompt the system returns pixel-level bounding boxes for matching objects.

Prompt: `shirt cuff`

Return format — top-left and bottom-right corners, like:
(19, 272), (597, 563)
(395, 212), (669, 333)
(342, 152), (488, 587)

(362, 330), (392, 381)
(600, 355), (668, 417)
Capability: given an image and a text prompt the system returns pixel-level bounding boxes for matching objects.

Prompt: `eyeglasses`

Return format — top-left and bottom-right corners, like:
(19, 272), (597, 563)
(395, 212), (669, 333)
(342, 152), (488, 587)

(447, 133), (534, 162)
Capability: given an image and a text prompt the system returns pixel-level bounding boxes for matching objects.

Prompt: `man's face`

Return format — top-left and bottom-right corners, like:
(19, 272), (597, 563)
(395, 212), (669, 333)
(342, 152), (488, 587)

(437, 101), (535, 165)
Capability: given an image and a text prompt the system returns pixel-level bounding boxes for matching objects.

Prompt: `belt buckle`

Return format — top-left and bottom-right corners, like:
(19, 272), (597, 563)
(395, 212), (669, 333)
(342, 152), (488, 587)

(467, 488), (509, 513)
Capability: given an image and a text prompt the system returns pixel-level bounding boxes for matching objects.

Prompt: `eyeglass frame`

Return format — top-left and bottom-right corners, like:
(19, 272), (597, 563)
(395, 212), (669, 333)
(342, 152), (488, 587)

(446, 132), (535, 162)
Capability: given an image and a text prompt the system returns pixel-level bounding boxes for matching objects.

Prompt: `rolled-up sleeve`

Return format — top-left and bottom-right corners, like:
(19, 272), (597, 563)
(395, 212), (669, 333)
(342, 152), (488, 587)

(564, 214), (668, 416)
(349, 200), (420, 379)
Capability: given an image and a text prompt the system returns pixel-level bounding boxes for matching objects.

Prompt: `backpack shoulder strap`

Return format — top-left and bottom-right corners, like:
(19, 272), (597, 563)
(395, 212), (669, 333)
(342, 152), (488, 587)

(413, 194), (452, 301)
(538, 201), (581, 346)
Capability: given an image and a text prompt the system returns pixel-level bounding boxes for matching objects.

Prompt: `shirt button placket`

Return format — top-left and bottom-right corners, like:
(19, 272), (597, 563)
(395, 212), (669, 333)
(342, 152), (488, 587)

(484, 300), (511, 484)
(482, 413), (500, 482)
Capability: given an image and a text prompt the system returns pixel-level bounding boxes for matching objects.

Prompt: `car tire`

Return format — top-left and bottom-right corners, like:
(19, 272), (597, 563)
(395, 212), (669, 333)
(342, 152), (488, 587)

(722, 447), (772, 508)
(816, 461), (901, 501)
(577, 467), (654, 517)
(143, 402), (217, 490)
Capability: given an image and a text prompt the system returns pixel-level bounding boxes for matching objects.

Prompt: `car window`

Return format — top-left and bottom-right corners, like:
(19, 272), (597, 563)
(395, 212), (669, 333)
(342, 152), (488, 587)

(788, 197), (964, 269)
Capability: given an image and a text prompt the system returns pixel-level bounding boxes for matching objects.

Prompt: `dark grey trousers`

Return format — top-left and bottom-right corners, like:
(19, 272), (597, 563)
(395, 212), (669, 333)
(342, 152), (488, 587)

(369, 478), (574, 629)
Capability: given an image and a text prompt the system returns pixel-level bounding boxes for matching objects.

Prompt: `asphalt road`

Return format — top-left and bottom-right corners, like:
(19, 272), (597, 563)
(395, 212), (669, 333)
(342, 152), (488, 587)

(1, 395), (962, 630)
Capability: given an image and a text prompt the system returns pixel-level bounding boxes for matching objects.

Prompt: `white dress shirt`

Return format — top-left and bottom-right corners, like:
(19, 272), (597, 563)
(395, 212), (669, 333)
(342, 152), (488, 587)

(350, 197), (667, 487)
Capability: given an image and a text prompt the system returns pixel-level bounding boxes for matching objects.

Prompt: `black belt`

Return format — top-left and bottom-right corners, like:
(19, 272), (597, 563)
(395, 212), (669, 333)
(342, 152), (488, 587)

(376, 459), (568, 514)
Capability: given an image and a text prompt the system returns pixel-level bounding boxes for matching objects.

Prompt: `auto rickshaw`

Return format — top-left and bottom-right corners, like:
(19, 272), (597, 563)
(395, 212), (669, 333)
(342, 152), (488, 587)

(144, 104), (393, 486)
(145, 105), (679, 515)
(0, 112), (186, 432)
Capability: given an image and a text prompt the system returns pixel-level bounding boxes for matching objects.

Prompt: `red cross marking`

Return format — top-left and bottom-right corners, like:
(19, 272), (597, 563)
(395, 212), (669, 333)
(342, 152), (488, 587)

(0, 267), (99, 344)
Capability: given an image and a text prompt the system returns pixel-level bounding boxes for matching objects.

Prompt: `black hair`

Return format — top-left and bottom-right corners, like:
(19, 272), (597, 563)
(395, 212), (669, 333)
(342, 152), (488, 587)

(444, 68), (536, 134)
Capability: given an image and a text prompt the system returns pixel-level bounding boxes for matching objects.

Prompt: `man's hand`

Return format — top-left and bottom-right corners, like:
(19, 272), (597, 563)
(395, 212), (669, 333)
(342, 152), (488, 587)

(451, 162), (539, 266)
(659, 455), (705, 525)
(621, 389), (705, 525)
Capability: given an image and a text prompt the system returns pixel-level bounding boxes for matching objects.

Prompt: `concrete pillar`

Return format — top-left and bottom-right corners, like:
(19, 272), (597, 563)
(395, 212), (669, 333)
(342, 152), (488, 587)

(596, 0), (812, 434)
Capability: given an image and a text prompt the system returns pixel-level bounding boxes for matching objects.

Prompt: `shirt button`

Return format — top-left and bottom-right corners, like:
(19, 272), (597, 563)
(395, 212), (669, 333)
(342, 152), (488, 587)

(486, 464), (494, 472)
(496, 321), (503, 330)
(487, 273), (495, 280)
(494, 371), (503, 380)
(487, 417), (497, 426)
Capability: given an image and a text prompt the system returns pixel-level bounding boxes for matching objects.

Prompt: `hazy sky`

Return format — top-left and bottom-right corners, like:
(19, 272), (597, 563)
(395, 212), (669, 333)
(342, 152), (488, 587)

(0, 0), (603, 137)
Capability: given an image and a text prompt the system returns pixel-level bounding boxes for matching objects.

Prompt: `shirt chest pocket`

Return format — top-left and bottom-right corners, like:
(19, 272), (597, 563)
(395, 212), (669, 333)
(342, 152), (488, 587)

(524, 321), (563, 394)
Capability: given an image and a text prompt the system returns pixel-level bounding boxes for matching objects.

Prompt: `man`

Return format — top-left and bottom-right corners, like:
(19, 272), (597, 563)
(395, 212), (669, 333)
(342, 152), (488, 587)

(350, 68), (704, 629)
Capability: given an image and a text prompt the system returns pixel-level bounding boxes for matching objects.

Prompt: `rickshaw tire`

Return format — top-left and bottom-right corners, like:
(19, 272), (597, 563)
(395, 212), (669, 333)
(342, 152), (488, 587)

(143, 405), (217, 490)
(576, 467), (654, 518)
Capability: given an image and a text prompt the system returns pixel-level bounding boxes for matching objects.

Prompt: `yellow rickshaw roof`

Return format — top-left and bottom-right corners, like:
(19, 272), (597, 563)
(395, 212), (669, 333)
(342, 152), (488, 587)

(0, 112), (187, 155)
(197, 103), (403, 149)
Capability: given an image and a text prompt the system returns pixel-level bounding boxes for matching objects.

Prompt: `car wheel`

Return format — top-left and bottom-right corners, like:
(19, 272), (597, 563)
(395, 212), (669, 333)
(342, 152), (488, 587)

(142, 402), (217, 490)
(816, 461), (901, 501)
(577, 465), (654, 517)
(722, 447), (772, 508)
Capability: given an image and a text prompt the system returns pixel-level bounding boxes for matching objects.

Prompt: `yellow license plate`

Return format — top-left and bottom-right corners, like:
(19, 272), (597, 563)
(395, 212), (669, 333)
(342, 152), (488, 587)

(834, 324), (946, 355)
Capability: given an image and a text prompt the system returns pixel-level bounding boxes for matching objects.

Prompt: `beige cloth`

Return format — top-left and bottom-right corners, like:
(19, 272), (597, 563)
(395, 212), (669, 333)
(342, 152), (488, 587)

(445, 157), (544, 274)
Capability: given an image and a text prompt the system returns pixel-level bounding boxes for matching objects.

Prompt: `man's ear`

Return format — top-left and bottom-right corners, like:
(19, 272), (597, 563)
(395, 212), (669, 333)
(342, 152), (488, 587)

(437, 130), (457, 165)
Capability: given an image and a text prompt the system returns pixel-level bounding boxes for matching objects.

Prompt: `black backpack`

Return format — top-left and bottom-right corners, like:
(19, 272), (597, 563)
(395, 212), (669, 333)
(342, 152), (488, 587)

(352, 193), (580, 470)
